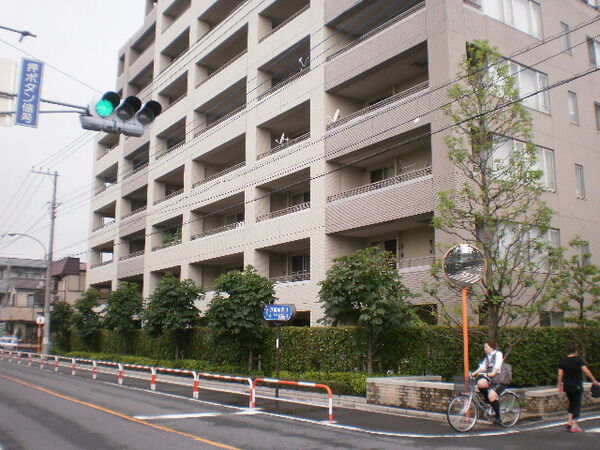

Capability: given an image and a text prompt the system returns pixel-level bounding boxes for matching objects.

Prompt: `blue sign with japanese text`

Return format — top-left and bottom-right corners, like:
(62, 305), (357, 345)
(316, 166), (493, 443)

(15, 58), (44, 128)
(263, 304), (295, 321)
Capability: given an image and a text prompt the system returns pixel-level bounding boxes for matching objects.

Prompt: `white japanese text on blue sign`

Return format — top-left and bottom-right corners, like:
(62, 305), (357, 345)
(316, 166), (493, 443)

(15, 58), (44, 128)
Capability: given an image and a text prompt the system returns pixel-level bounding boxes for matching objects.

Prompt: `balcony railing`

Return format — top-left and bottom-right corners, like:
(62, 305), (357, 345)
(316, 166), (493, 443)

(270, 271), (310, 283)
(256, 201), (310, 222)
(257, 67), (310, 101)
(163, 92), (187, 112)
(196, 49), (248, 88)
(257, 133), (310, 160)
(124, 161), (149, 180)
(96, 143), (118, 160)
(326, 1), (425, 62)
(192, 162), (245, 188)
(92, 220), (116, 232)
(327, 81), (429, 131)
(327, 166), (432, 202)
(196, 0), (250, 43)
(152, 239), (182, 251)
(153, 188), (184, 205)
(155, 139), (186, 160)
(94, 181), (117, 196)
(119, 250), (145, 261)
(191, 221), (244, 240)
(396, 255), (435, 269)
(259, 5), (310, 43)
(91, 259), (113, 269)
(194, 105), (245, 139)
(121, 205), (147, 220)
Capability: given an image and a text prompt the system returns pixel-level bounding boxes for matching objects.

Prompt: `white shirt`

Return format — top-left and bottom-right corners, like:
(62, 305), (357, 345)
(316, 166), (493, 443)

(477, 349), (503, 374)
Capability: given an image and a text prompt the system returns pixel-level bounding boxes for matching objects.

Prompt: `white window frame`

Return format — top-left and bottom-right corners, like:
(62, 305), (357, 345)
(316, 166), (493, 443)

(568, 91), (579, 124)
(575, 164), (585, 199)
(481, 0), (542, 39)
(561, 22), (572, 54)
(510, 62), (550, 113)
(588, 37), (600, 66)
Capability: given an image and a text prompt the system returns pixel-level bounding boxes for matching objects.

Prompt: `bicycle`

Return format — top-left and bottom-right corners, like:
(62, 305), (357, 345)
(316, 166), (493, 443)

(447, 375), (521, 432)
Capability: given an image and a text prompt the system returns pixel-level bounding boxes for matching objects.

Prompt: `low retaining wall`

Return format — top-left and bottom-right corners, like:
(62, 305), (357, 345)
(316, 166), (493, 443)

(367, 377), (600, 415)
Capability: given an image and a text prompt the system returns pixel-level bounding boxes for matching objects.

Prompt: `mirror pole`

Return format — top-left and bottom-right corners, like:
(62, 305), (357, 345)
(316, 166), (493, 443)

(462, 287), (470, 390)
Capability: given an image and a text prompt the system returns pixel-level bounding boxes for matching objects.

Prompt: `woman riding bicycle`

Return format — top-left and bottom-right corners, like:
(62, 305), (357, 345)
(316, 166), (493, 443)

(470, 340), (506, 425)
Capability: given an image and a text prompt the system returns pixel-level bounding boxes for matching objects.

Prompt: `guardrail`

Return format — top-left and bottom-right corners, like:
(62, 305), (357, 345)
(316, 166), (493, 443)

(0, 350), (333, 418)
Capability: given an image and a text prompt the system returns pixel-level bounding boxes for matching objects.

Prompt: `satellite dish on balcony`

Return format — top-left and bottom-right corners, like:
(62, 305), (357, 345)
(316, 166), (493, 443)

(299, 56), (308, 68)
(275, 133), (289, 145)
(327, 108), (340, 124)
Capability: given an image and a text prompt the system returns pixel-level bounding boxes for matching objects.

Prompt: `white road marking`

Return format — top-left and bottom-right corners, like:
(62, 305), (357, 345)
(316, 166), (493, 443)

(135, 410), (261, 420)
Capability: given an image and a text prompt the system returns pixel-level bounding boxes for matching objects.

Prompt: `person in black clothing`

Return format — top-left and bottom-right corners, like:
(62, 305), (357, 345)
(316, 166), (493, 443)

(557, 342), (599, 432)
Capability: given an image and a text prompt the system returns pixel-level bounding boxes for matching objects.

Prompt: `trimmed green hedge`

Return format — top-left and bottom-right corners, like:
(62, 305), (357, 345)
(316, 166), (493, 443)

(57, 326), (600, 394)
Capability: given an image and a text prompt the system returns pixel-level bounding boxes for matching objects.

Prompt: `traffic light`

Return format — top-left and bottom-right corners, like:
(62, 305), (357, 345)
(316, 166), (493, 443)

(79, 91), (162, 137)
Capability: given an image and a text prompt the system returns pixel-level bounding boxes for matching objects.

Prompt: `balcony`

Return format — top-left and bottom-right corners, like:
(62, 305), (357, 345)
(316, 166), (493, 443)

(197, 0), (248, 43)
(92, 220), (115, 232)
(122, 206), (146, 220)
(328, 166), (432, 202)
(259, 1), (310, 43)
(91, 260), (113, 269)
(194, 105), (244, 139)
(269, 271), (310, 283)
(123, 161), (149, 180)
(152, 239), (181, 252)
(257, 133), (309, 161)
(196, 24), (247, 88)
(257, 201), (310, 222)
(119, 250), (144, 261)
(193, 162), (245, 188)
(191, 221), (244, 240)
(258, 67), (309, 101)
(397, 255), (435, 271)
(256, 101), (310, 160)
(153, 188), (183, 205)
(194, 77), (247, 139)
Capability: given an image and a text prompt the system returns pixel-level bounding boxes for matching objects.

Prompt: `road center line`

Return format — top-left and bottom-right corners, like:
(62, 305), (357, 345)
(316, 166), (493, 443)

(0, 373), (239, 450)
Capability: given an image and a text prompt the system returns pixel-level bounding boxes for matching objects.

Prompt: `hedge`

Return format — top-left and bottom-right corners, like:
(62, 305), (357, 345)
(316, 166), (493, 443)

(57, 326), (600, 393)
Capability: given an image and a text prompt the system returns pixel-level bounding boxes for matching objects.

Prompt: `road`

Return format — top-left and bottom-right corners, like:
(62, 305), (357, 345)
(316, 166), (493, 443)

(1, 359), (599, 449)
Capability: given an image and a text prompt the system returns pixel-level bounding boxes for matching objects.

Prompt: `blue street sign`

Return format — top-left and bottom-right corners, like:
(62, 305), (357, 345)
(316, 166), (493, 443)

(15, 58), (44, 128)
(263, 304), (295, 322)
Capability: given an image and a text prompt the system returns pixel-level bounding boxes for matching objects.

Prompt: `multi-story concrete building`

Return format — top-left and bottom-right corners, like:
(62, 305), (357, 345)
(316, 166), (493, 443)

(0, 257), (87, 339)
(87, 0), (600, 326)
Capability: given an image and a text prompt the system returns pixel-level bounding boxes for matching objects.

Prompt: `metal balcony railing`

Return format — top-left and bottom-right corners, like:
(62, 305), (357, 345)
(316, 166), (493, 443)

(327, 81), (429, 131)
(194, 105), (245, 139)
(269, 271), (310, 283)
(163, 92), (187, 112)
(256, 201), (310, 222)
(153, 188), (184, 205)
(257, 67), (310, 101)
(326, 1), (425, 62)
(119, 250), (145, 261)
(123, 161), (149, 180)
(196, 50), (248, 88)
(121, 206), (146, 220)
(192, 162), (245, 188)
(327, 166), (432, 202)
(191, 221), (244, 240)
(92, 220), (115, 232)
(91, 259), (113, 269)
(259, 5), (310, 43)
(257, 133), (310, 160)
(396, 255), (435, 269)
(152, 239), (182, 251)
(155, 139), (186, 160)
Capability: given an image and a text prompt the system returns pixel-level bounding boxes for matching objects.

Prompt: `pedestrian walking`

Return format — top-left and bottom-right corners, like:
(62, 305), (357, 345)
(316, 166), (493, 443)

(557, 341), (600, 432)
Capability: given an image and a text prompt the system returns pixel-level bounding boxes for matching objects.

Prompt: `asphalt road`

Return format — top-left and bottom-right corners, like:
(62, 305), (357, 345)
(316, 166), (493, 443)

(1, 359), (599, 449)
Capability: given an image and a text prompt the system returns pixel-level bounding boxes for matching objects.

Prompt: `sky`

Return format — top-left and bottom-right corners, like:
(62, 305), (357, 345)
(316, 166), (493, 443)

(0, 0), (146, 261)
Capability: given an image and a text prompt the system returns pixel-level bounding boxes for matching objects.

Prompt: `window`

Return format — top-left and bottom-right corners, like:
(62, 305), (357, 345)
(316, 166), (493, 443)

(588, 37), (600, 66)
(575, 164), (585, 199)
(568, 91), (579, 124)
(579, 242), (591, 267)
(370, 166), (395, 183)
(481, 0), (542, 39)
(540, 311), (564, 327)
(534, 147), (556, 191)
(290, 191), (310, 206)
(290, 254), (310, 274)
(595, 103), (600, 130)
(510, 62), (549, 112)
(561, 22), (572, 54)
(26, 294), (35, 308)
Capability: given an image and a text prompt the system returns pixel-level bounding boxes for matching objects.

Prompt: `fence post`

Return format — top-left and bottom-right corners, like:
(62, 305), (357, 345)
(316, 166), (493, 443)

(71, 358), (76, 376)
(54, 356), (59, 372)
(92, 361), (97, 380)
(118, 363), (124, 385)
(150, 367), (157, 391)
(193, 372), (199, 399)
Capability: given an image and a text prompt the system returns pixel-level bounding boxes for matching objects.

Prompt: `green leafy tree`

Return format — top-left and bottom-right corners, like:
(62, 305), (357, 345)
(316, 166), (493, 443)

(104, 281), (143, 332)
(427, 40), (557, 353)
(71, 289), (102, 348)
(50, 301), (73, 351)
(141, 273), (202, 359)
(206, 266), (275, 370)
(547, 237), (600, 354)
(318, 247), (414, 374)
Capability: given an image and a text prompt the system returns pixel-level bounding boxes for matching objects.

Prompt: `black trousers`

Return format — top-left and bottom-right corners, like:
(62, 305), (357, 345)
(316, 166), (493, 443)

(566, 390), (583, 419)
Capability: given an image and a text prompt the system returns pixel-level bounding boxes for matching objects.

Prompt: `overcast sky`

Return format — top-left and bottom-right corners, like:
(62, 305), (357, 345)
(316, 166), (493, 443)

(0, 0), (145, 261)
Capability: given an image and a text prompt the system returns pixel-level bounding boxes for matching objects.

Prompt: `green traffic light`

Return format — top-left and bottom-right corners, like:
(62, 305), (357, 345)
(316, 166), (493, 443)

(96, 99), (115, 117)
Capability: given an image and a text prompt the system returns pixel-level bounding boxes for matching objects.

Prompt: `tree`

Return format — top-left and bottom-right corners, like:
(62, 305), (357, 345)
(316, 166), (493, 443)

(141, 273), (202, 359)
(104, 281), (143, 332)
(50, 301), (73, 351)
(206, 266), (275, 370)
(71, 289), (102, 348)
(427, 40), (557, 352)
(547, 237), (600, 353)
(318, 247), (414, 374)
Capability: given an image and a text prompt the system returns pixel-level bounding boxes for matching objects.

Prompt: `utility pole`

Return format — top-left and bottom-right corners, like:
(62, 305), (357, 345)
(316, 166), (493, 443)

(32, 168), (58, 355)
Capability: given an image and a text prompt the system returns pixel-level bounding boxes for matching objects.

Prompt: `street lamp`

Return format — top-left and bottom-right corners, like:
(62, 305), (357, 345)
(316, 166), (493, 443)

(1, 232), (52, 354)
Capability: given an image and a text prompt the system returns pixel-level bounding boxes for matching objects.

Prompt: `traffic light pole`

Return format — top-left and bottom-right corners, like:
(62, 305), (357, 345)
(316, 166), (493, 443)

(0, 90), (87, 116)
(32, 168), (58, 355)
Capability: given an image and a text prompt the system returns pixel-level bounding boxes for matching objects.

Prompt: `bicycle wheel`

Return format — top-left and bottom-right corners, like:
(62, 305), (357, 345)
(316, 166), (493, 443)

(447, 394), (478, 432)
(499, 391), (520, 428)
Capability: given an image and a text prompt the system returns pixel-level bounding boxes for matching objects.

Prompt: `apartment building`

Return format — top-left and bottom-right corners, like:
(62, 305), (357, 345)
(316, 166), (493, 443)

(0, 257), (87, 339)
(87, 0), (600, 326)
